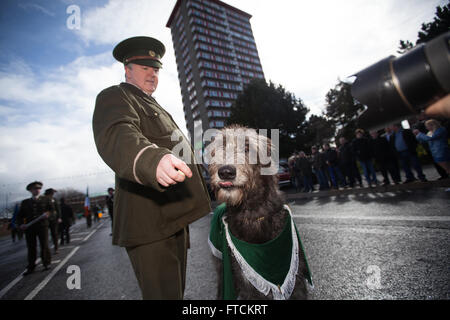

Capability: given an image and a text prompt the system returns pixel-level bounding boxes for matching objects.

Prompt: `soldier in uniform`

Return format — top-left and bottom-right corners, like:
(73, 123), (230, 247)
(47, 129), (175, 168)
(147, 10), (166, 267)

(17, 181), (52, 275)
(92, 36), (211, 299)
(105, 187), (114, 236)
(44, 188), (61, 254)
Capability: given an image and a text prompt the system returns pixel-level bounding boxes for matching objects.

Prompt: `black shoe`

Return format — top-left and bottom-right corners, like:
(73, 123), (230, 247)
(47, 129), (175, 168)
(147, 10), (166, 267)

(437, 176), (449, 181)
(403, 179), (416, 184)
(23, 268), (35, 276)
(43, 265), (51, 271)
(419, 178), (428, 182)
(382, 182), (390, 187)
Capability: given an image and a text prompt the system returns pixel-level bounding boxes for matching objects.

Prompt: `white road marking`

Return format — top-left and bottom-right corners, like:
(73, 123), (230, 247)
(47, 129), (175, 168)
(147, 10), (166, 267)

(24, 222), (104, 300)
(83, 222), (104, 242)
(0, 258), (41, 299)
(0, 222), (104, 300)
(68, 238), (83, 241)
(292, 214), (450, 222)
(24, 246), (80, 300)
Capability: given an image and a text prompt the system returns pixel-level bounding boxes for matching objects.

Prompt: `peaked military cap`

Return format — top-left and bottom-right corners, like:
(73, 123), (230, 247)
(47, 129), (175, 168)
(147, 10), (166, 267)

(26, 181), (43, 191)
(44, 188), (57, 195)
(113, 36), (165, 68)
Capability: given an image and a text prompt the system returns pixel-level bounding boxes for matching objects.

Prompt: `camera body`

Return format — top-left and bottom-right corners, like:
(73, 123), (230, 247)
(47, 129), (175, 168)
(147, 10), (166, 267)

(351, 31), (450, 130)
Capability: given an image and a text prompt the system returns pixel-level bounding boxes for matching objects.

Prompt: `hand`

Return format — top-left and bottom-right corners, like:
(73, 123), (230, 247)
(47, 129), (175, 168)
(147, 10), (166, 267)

(413, 129), (420, 136)
(425, 94), (450, 118)
(156, 154), (192, 187)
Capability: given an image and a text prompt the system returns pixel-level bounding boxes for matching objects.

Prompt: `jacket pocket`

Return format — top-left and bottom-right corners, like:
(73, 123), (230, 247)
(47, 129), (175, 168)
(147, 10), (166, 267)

(144, 111), (173, 137)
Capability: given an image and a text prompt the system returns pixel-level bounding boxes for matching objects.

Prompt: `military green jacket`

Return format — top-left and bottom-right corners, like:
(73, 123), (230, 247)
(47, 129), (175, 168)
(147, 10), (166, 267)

(92, 82), (211, 247)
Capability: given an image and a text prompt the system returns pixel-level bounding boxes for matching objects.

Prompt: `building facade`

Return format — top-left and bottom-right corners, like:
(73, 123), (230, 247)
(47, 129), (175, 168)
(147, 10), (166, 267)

(166, 0), (265, 152)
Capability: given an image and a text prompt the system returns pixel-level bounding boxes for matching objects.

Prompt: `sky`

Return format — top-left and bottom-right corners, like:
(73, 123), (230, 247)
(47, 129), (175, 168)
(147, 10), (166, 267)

(0, 0), (445, 207)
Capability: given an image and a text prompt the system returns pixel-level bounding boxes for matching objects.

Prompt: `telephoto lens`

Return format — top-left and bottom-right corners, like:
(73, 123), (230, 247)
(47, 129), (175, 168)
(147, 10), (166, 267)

(351, 31), (450, 130)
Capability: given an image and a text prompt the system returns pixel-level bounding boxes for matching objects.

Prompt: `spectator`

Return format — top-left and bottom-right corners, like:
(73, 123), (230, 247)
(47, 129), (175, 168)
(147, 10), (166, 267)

(323, 143), (345, 189)
(413, 114), (449, 180)
(414, 119), (450, 176)
(390, 123), (427, 183)
(311, 146), (329, 191)
(370, 130), (401, 185)
(338, 137), (356, 188)
(287, 155), (297, 189)
(352, 129), (378, 187)
(297, 151), (314, 192)
(293, 152), (304, 192)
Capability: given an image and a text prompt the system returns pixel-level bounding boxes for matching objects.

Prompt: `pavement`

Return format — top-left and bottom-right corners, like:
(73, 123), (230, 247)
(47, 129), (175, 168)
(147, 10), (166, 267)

(0, 165), (448, 299)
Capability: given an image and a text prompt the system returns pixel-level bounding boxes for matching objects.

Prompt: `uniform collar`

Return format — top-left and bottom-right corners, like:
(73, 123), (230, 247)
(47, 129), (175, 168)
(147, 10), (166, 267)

(121, 82), (154, 98)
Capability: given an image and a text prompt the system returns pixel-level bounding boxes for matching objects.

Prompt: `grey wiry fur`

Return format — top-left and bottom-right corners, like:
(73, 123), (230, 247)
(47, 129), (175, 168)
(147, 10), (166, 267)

(208, 125), (310, 300)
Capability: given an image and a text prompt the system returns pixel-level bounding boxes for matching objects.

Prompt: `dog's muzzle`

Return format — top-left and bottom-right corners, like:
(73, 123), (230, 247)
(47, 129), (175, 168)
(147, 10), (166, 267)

(218, 165), (236, 188)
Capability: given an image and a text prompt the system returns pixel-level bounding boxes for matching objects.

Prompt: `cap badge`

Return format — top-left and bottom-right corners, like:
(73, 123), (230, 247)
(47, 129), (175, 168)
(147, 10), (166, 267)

(149, 50), (156, 57)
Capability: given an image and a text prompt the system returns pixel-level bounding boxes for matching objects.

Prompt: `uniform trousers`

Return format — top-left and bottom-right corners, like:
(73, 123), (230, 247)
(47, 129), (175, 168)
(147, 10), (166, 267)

(25, 224), (51, 270)
(126, 227), (188, 300)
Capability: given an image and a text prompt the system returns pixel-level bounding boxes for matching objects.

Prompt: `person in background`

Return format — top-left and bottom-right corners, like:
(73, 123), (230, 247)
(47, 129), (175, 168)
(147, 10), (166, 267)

(352, 129), (378, 187)
(44, 188), (61, 255)
(311, 146), (329, 191)
(92, 203), (100, 223)
(287, 155), (297, 190)
(297, 151), (314, 192)
(106, 187), (114, 236)
(390, 123), (427, 183)
(8, 203), (23, 242)
(17, 181), (52, 275)
(338, 137), (356, 188)
(293, 152), (303, 192)
(323, 143), (345, 189)
(414, 119), (450, 176)
(413, 114), (449, 180)
(370, 130), (401, 186)
(59, 198), (73, 246)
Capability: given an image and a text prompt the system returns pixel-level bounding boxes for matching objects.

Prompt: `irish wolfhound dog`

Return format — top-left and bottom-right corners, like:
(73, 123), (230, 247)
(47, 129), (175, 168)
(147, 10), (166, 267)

(207, 125), (312, 300)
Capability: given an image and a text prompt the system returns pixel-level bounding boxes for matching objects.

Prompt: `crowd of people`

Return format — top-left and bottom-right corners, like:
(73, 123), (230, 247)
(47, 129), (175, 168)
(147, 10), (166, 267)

(287, 119), (450, 193)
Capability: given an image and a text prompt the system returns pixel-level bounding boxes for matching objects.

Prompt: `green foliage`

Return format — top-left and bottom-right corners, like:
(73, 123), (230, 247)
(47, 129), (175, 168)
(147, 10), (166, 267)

(324, 80), (365, 141)
(305, 114), (336, 147)
(398, 2), (450, 52)
(227, 79), (335, 157)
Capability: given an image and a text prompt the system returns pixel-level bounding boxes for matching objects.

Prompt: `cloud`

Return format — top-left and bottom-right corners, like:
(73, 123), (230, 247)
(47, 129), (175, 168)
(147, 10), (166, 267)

(18, 3), (56, 17)
(0, 53), (122, 202)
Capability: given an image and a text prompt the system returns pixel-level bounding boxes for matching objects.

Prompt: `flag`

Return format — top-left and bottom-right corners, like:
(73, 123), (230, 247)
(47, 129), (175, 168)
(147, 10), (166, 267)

(84, 186), (90, 217)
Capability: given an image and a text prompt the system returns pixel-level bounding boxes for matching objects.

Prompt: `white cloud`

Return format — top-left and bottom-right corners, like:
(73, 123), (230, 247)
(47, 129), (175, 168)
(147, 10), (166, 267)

(18, 3), (56, 17)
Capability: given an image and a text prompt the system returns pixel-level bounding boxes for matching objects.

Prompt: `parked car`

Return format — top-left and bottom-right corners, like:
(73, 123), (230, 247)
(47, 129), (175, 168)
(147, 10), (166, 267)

(277, 162), (291, 187)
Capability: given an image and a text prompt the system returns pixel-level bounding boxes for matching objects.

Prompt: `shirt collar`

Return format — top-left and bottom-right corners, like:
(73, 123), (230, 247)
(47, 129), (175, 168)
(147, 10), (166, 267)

(122, 81), (153, 97)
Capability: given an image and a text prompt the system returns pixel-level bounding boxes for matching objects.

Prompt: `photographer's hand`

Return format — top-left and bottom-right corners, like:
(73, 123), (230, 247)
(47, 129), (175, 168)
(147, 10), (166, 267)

(425, 94), (450, 118)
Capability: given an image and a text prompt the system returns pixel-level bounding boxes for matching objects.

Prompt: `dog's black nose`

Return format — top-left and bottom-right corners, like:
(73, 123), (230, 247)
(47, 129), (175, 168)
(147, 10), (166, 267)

(218, 165), (236, 180)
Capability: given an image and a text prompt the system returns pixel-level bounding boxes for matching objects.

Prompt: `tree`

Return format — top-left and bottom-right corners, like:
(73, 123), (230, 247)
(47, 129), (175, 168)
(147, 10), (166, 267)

(304, 114), (336, 147)
(324, 80), (365, 141)
(398, 3), (450, 53)
(226, 79), (309, 157)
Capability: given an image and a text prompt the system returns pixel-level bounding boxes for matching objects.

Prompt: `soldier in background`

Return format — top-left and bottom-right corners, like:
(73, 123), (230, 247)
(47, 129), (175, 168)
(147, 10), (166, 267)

(59, 198), (73, 245)
(17, 181), (52, 275)
(44, 188), (61, 254)
(92, 203), (100, 223)
(106, 187), (114, 236)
